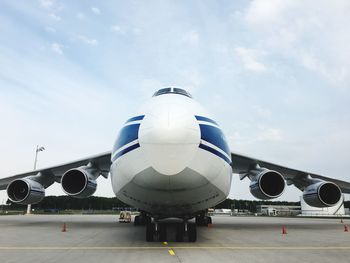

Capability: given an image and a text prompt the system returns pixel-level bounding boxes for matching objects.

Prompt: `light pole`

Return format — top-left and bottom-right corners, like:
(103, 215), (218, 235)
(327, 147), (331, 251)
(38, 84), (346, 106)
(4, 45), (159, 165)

(26, 145), (45, 215)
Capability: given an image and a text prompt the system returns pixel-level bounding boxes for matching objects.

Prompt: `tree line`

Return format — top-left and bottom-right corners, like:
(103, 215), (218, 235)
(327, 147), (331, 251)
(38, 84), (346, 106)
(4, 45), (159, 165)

(2, 196), (350, 212)
(4, 196), (128, 211)
(1, 196), (306, 212)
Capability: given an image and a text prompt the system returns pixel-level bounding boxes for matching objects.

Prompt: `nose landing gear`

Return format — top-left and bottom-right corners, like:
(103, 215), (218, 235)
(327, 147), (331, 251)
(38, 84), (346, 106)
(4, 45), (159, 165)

(187, 223), (197, 242)
(145, 219), (197, 242)
(195, 214), (212, 226)
(134, 214), (147, 226)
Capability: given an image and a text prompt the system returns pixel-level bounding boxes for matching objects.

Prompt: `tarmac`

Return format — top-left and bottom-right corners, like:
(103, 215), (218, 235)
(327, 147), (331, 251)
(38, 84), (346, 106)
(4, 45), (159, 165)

(0, 214), (349, 263)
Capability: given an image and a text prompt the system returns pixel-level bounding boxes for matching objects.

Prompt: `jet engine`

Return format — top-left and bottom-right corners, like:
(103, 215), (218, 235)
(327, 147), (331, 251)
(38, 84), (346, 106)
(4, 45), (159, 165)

(61, 165), (97, 198)
(7, 178), (45, 205)
(303, 181), (341, 207)
(249, 168), (285, 199)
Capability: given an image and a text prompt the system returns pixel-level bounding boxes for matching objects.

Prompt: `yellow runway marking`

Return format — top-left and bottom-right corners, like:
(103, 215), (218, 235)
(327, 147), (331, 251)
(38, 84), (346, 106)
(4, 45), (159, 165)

(1, 246), (350, 251)
(168, 249), (175, 255)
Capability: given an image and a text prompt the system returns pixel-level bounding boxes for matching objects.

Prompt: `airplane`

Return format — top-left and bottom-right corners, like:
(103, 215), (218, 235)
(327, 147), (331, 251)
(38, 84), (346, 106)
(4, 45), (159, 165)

(1, 87), (350, 242)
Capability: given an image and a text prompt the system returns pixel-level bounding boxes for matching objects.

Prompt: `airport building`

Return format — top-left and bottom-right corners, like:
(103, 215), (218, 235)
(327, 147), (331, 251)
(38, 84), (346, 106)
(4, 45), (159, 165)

(300, 194), (347, 217)
(256, 205), (301, 216)
(257, 195), (348, 217)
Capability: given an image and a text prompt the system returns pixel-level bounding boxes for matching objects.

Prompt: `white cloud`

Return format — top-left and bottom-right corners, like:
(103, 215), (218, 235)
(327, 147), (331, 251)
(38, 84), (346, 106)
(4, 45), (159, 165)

(111, 25), (126, 34)
(51, 42), (63, 54)
(234, 46), (266, 72)
(242, 0), (350, 86)
(257, 127), (283, 141)
(300, 51), (349, 86)
(39, 0), (64, 23)
(179, 69), (204, 92)
(76, 12), (85, 20)
(39, 0), (54, 9)
(244, 0), (295, 26)
(181, 31), (199, 47)
(91, 7), (101, 15)
(132, 27), (141, 35)
(77, 35), (98, 46)
(110, 25), (137, 35)
(253, 105), (272, 118)
(111, 25), (120, 32)
(45, 26), (56, 33)
(228, 126), (283, 148)
(49, 13), (61, 21)
(139, 78), (165, 98)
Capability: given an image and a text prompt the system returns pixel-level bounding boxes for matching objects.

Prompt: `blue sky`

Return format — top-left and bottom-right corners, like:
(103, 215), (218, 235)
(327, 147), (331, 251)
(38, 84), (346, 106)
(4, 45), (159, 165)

(1, 0), (350, 203)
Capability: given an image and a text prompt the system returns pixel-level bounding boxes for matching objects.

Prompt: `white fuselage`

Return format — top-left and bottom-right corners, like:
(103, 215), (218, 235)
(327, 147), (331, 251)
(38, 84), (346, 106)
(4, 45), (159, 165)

(110, 92), (232, 218)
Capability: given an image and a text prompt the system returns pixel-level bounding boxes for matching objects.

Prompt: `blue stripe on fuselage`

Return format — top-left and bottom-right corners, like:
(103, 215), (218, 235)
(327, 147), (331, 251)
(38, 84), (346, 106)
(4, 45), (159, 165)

(112, 115), (144, 161)
(195, 115), (218, 125)
(125, 115), (145, 123)
(113, 124), (140, 154)
(199, 124), (230, 157)
(195, 115), (231, 164)
(199, 144), (231, 165)
(112, 143), (140, 162)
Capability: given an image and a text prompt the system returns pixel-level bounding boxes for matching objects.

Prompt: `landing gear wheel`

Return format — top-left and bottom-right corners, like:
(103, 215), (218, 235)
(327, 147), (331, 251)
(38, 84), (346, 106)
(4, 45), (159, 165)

(159, 224), (167, 242)
(196, 215), (212, 226)
(135, 214), (147, 226)
(134, 215), (140, 226)
(187, 223), (197, 242)
(195, 215), (202, 226)
(207, 216), (212, 225)
(146, 222), (154, 242)
(145, 216), (152, 225)
(176, 223), (185, 242)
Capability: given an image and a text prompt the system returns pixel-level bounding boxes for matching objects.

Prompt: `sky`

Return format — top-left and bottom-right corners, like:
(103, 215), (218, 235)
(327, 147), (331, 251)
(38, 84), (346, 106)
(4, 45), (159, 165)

(1, 0), (350, 204)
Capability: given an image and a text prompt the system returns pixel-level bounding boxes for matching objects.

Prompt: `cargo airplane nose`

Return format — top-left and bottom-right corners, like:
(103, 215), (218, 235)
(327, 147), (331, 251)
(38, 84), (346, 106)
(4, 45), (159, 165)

(138, 105), (200, 175)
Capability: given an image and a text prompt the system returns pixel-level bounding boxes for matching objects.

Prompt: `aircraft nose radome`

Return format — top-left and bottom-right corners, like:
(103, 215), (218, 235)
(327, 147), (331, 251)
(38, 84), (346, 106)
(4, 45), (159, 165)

(138, 105), (200, 175)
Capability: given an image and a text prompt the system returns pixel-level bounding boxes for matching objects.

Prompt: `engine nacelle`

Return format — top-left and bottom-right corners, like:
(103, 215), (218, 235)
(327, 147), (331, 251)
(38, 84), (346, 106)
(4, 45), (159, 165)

(303, 181), (341, 207)
(7, 178), (45, 205)
(249, 168), (285, 199)
(61, 166), (97, 198)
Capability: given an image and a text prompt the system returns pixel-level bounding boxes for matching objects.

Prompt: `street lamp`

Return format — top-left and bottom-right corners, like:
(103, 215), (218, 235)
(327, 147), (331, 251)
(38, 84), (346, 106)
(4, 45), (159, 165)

(26, 145), (45, 215)
(33, 145), (45, 170)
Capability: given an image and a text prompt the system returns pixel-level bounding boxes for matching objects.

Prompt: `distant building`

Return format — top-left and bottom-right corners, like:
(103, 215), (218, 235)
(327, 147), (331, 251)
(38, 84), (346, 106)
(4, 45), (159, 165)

(256, 205), (301, 216)
(300, 194), (346, 217)
(213, 209), (232, 215)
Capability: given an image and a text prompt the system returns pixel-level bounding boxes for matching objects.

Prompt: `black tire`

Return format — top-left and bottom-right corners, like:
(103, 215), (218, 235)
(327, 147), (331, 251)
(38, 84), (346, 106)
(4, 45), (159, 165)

(146, 223), (154, 242)
(176, 223), (185, 242)
(203, 217), (209, 226)
(139, 216), (146, 226)
(188, 223), (197, 242)
(145, 216), (152, 225)
(159, 224), (167, 242)
(195, 216), (201, 226)
(134, 216), (139, 226)
(207, 216), (212, 225)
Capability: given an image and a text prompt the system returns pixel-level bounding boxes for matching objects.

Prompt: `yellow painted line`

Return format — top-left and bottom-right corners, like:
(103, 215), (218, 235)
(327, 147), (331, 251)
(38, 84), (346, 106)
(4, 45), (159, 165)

(0, 246), (350, 251)
(168, 249), (175, 255)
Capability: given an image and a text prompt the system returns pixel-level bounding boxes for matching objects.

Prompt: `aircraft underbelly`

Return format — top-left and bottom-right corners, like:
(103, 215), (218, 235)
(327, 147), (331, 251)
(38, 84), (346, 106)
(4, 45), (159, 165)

(110, 147), (232, 217)
(115, 176), (226, 217)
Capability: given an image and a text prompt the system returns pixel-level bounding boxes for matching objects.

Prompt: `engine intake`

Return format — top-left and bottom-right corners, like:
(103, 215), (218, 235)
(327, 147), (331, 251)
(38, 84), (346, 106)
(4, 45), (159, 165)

(303, 181), (341, 207)
(7, 178), (45, 205)
(249, 169), (285, 199)
(61, 166), (97, 198)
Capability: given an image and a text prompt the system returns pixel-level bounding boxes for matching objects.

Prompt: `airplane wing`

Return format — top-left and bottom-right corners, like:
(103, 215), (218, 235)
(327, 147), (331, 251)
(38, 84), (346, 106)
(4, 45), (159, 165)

(231, 152), (350, 194)
(0, 151), (111, 190)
